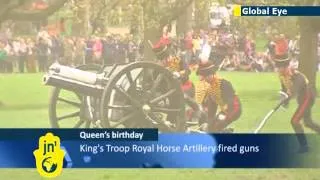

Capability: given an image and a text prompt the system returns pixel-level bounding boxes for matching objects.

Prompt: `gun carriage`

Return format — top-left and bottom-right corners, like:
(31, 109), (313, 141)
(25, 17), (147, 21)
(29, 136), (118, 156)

(43, 62), (186, 132)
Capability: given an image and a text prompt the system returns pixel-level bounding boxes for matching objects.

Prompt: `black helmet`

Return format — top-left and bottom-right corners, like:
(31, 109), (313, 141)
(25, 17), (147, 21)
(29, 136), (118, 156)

(197, 61), (219, 76)
(274, 54), (290, 68)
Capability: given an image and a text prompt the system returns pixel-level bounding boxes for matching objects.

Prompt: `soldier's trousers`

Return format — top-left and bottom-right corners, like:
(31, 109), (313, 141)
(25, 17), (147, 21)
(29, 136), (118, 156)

(209, 95), (242, 132)
(291, 88), (320, 148)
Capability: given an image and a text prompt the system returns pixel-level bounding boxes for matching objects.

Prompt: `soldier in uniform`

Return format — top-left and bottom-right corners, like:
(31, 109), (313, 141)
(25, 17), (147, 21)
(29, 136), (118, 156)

(274, 55), (320, 153)
(151, 26), (199, 122)
(194, 60), (242, 133)
(153, 42), (195, 94)
(151, 24), (194, 95)
(151, 24), (171, 61)
(161, 49), (194, 96)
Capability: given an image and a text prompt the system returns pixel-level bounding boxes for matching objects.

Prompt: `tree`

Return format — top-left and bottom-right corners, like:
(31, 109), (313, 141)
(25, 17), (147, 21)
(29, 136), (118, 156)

(70, 0), (91, 36)
(297, 0), (320, 88)
(0, 0), (68, 23)
(176, 0), (194, 35)
(141, 0), (195, 61)
(194, 0), (211, 30)
(126, 0), (144, 40)
(90, 0), (122, 34)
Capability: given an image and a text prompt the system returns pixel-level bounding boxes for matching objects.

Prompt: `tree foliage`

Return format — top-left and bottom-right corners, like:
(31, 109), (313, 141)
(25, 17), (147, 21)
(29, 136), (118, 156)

(0, 0), (68, 23)
(140, 0), (194, 32)
(194, 0), (211, 29)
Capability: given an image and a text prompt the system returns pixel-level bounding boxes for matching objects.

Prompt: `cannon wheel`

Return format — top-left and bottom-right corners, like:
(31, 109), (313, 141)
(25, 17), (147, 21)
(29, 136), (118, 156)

(100, 62), (185, 132)
(49, 64), (102, 128)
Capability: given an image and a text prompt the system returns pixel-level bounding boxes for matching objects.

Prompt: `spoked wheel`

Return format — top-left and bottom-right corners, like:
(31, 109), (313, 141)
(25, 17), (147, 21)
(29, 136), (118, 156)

(100, 62), (185, 132)
(49, 64), (102, 128)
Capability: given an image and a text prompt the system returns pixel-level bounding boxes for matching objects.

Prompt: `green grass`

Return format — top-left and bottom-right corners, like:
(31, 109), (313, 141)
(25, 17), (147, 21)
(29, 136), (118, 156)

(2, 72), (319, 132)
(0, 72), (320, 179)
(1, 169), (320, 180)
(256, 38), (268, 52)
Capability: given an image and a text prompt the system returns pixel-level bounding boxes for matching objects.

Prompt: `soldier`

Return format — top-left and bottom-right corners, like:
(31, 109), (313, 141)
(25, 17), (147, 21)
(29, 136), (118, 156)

(152, 39), (195, 95)
(150, 24), (171, 60)
(274, 56), (320, 153)
(194, 60), (242, 133)
(151, 29), (199, 122)
(151, 24), (194, 95)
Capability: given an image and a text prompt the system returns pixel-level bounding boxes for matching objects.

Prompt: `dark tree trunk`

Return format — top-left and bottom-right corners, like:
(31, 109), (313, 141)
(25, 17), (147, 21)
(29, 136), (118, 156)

(298, 17), (318, 88)
(143, 27), (160, 61)
(177, 2), (193, 36)
(176, 11), (187, 36)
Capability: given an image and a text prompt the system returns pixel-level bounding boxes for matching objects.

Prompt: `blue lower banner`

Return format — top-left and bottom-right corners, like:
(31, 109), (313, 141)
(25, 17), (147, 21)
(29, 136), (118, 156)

(0, 129), (319, 169)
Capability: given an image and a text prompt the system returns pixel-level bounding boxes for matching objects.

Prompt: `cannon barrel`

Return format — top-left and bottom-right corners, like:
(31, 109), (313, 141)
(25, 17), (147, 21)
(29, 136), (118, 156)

(43, 63), (106, 96)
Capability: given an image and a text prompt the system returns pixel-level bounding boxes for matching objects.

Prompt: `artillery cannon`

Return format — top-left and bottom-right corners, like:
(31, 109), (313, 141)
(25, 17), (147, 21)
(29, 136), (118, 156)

(44, 62), (186, 132)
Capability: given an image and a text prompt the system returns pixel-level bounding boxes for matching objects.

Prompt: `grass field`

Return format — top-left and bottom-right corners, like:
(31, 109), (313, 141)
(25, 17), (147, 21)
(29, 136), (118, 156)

(0, 71), (320, 179)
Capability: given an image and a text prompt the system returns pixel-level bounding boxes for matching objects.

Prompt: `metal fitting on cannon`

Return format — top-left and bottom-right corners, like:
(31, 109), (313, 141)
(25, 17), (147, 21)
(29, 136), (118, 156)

(43, 63), (106, 96)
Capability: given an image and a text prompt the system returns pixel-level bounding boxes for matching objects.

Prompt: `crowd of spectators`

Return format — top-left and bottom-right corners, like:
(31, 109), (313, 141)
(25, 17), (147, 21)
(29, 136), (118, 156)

(172, 28), (305, 73)
(0, 27), (141, 73)
(1, 25), (320, 74)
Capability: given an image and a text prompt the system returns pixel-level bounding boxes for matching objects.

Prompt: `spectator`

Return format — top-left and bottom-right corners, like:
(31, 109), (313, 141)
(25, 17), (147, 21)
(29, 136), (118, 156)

(85, 37), (94, 64)
(26, 38), (36, 73)
(12, 38), (20, 70)
(0, 40), (7, 73)
(117, 36), (127, 63)
(37, 27), (50, 42)
(192, 34), (202, 63)
(289, 35), (300, 60)
(62, 38), (75, 66)
(37, 37), (49, 72)
(102, 36), (114, 65)
(19, 38), (27, 73)
(251, 52), (264, 72)
(4, 40), (13, 73)
(127, 37), (137, 63)
(50, 34), (62, 63)
(244, 34), (254, 59)
(184, 31), (193, 64)
(92, 36), (103, 64)
(75, 37), (86, 66)
(199, 35), (211, 64)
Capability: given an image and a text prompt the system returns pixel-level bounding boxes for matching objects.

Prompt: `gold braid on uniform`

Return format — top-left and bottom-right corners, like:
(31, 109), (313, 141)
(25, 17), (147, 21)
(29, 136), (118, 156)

(207, 75), (227, 112)
(195, 80), (210, 104)
(279, 74), (293, 94)
(166, 56), (181, 72)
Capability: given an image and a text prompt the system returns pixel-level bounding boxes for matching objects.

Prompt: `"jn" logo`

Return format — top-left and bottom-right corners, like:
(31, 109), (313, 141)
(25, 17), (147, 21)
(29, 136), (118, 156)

(34, 133), (65, 178)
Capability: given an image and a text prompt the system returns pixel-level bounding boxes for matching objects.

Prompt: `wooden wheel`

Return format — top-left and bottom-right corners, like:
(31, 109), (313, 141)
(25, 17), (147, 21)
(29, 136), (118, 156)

(100, 62), (185, 132)
(48, 64), (102, 128)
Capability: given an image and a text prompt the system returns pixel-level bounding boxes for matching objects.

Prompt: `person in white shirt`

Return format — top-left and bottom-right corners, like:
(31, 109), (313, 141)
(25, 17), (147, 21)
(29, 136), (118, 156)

(199, 35), (212, 63)
(11, 39), (21, 71)
(12, 39), (20, 56)
(26, 38), (36, 73)
(4, 43), (12, 56)
(37, 27), (50, 42)
(18, 38), (27, 73)
(3, 42), (13, 73)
